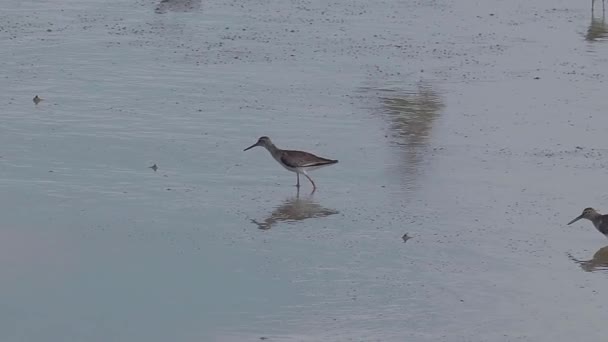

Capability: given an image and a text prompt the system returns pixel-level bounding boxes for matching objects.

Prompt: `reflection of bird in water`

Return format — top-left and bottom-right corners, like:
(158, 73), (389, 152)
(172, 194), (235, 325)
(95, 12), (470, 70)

(567, 246), (608, 272)
(251, 190), (339, 230)
(587, 0), (608, 41)
(567, 207), (608, 238)
(362, 82), (444, 187)
(155, 0), (201, 13)
(377, 83), (444, 148)
(593, 0), (605, 15)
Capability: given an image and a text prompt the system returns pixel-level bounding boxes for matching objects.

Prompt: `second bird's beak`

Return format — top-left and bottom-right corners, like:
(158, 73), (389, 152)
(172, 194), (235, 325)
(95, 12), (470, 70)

(567, 214), (584, 225)
(243, 142), (259, 151)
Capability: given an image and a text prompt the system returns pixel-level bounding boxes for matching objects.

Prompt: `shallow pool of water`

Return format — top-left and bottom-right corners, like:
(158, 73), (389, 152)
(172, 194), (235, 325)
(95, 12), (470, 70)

(2, 0), (608, 341)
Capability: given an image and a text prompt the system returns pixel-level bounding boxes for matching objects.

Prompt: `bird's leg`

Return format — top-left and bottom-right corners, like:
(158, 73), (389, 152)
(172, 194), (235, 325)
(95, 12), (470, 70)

(303, 173), (316, 192)
(296, 173), (300, 187)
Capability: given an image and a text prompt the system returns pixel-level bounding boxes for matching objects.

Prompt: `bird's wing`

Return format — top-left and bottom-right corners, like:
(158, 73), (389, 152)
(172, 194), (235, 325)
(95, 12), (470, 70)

(281, 150), (337, 168)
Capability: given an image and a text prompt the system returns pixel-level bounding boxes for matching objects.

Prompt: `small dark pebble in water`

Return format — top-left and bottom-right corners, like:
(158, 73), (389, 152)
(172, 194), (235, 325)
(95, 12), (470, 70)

(260, 338), (268, 341)
(402, 233), (413, 242)
(149, 163), (158, 171)
(33, 95), (42, 104)
(534, 76), (540, 80)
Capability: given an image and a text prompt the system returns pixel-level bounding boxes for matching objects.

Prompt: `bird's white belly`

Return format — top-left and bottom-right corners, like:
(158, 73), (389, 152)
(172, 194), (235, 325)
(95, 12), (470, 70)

(299, 163), (332, 172)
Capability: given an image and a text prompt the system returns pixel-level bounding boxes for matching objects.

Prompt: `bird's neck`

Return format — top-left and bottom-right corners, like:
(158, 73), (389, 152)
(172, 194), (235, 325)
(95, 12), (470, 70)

(589, 213), (605, 232)
(264, 142), (279, 154)
(264, 142), (281, 158)
(589, 212), (602, 222)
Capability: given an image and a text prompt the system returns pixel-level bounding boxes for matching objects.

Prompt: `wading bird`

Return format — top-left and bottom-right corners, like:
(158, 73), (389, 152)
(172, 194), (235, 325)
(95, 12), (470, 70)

(243, 136), (338, 191)
(567, 207), (608, 237)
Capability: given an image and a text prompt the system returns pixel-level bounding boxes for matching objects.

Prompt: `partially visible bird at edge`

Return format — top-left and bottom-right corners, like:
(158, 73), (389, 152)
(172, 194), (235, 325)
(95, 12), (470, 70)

(243, 136), (338, 191)
(568, 207), (608, 237)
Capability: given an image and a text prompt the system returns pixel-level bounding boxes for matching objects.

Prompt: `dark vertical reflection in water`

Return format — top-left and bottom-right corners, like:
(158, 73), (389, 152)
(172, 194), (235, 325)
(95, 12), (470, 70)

(567, 246), (608, 272)
(251, 190), (339, 230)
(586, 2), (608, 42)
(592, 0), (606, 15)
(360, 82), (444, 188)
(155, 0), (202, 13)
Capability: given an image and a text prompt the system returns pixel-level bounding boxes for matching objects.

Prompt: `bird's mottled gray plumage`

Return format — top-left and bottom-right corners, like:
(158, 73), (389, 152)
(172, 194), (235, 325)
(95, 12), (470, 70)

(280, 150), (337, 168)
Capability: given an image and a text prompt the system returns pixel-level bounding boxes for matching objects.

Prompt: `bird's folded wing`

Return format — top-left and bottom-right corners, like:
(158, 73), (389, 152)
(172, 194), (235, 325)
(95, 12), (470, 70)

(281, 150), (336, 168)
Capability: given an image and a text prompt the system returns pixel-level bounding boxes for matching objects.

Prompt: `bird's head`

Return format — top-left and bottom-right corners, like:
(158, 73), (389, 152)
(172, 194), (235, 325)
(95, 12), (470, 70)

(568, 207), (599, 225)
(244, 136), (272, 151)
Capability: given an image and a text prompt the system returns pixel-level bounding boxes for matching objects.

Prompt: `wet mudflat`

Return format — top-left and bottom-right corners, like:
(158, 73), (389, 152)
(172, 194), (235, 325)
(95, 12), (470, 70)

(1, 0), (608, 341)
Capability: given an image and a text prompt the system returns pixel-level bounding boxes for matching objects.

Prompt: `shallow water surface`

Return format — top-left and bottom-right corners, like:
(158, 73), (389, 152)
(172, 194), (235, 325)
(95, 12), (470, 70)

(2, 0), (608, 341)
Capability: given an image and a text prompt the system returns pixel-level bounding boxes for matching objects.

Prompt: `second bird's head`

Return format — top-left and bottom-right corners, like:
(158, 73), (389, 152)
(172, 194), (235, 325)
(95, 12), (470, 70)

(568, 207), (599, 225)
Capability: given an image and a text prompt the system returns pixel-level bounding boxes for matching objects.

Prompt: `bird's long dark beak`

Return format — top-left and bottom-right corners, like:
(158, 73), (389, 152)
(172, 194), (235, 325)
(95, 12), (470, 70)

(568, 214), (584, 225)
(243, 142), (258, 151)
